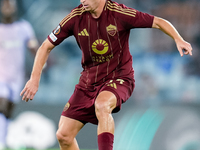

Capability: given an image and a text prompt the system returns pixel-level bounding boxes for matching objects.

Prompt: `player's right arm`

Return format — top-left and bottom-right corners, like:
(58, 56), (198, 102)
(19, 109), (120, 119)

(20, 6), (77, 102)
(152, 16), (192, 57)
(20, 39), (55, 102)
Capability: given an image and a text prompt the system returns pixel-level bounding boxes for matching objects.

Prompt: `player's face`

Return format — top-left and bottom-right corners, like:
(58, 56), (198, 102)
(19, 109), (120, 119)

(80, 0), (101, 12)
(1, 0), (16, 18)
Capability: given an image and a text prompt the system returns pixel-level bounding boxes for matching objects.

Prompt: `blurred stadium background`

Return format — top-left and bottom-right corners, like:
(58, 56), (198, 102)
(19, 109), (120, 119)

(6, 0), (200, 149)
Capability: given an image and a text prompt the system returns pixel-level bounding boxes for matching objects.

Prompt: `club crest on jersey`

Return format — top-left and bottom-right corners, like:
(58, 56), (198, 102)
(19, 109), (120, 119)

(53, 25), (61, 35)
(106, 24), (117, 36)
(63, 102), (70, 111)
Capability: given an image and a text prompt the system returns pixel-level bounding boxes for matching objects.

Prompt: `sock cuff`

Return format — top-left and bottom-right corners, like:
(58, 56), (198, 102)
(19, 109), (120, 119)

(98, 132), (114, 143)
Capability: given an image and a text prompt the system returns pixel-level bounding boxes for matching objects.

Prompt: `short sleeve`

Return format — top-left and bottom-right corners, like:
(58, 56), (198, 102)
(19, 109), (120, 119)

(48, 14), (74, 46)
(116, 4), (154, 29)
(132, 10), (154, 28)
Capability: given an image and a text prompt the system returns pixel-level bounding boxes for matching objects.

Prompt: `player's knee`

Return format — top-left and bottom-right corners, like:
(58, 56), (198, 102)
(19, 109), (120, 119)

(95, 100), (111, 117)
(56, 130), (74, 147)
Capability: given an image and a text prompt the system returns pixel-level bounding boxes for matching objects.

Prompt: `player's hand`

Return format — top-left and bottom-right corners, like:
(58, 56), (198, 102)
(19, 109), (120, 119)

(20, 79), (39, 102)
(176, 39), (192, 57)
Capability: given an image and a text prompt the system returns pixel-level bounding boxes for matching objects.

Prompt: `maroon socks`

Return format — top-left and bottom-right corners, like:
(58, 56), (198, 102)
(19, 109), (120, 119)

(98, 132), (114, 150)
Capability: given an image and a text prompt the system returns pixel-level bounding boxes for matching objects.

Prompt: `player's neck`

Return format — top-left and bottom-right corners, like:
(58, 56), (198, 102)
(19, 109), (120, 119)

(90, 0), (106, 19)
(1, 17), (15, 24)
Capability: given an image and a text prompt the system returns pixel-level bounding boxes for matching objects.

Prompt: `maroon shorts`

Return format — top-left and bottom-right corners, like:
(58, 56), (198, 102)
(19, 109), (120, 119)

(61, 77), (135, 125)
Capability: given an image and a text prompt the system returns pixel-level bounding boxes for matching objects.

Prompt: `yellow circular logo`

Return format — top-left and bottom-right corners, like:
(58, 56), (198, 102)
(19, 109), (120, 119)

(92, 39), (109, 55)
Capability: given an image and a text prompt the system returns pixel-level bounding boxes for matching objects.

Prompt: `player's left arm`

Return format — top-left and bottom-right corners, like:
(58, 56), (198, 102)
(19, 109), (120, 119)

(152, 16), (192, 57)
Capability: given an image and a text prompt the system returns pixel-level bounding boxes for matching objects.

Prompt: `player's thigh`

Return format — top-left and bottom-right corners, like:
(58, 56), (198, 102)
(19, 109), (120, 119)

(95, 91), (117, 112)
(57, 116), (85, 139)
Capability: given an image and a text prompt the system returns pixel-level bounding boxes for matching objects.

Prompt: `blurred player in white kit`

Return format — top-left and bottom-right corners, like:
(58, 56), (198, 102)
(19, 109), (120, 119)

(0, 0), (39, 149)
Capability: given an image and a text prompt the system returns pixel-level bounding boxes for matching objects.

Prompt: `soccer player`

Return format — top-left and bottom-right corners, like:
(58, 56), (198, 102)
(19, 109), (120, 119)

(0, 0), (39, 149)
(20, 0), (192, 150)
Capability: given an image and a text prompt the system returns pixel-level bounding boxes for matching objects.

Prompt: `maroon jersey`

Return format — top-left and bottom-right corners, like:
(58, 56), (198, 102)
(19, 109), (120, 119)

(48, 0), (154, 89)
